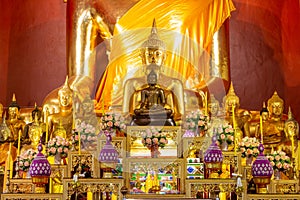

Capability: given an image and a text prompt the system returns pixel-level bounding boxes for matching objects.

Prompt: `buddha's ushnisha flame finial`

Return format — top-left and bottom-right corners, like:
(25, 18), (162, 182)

(12, 93), (16, 102)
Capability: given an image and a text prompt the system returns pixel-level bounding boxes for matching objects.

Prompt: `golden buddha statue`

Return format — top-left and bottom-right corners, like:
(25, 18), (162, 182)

(222, 83), (251, 141)
(0, 114), (17, 167)
(6, 94), (26, 142)
(52, 120), (67, 139)
(76, 95), (98, 129)
(23, 104), (46, 145)
(262, 91), (285, 150)
(276, 107), (298, 158)
(20, 113), (44, 155)
(48, 77), (73, 139)
(207, 94), (224, 137)
(123, 19), (184, 124)
(132, 69), (175, 126)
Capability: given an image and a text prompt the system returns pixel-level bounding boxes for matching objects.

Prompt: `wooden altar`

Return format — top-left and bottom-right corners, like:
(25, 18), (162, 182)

(1, 126), (300, 200)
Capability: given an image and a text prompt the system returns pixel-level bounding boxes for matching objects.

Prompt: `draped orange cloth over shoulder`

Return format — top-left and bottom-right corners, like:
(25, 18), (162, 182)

(95, 0), (235, 111)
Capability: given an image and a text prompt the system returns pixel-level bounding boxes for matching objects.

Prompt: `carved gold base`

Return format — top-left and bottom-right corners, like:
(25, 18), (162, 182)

(253, 176), (271, 194)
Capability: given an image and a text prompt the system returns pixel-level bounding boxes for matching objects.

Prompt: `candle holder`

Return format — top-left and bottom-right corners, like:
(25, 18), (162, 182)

(4, 169), (11, 193)
(14, 155), (21, 179)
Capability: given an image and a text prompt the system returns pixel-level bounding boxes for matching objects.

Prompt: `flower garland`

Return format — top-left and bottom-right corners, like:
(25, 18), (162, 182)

(99, 112), (127, 131)
(238, 137), (260, 158)
(141, 127), (168, 149)
(75, 121), (97, 143)
(266, 150), (291, 172)
(184, 110), (209, 133)
(216, 123), (234, 145)
(18, 149), (37, 172)
(46, 136), (71, 158)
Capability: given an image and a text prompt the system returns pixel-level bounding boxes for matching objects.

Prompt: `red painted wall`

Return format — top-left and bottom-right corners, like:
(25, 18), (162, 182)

(0, 0), (299, 122)
(0, 0), (66, 108)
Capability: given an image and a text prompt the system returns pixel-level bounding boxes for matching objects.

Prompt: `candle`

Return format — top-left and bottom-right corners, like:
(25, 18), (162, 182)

(205, 92), (208, 116)
(8, 142), (13, 178)
(87, 189), (93, 200)
(45, 108), (49, 143)
(232, 104), (237, 153)
(78, 130), (81, 155)
(260, 115), (263, 144)
(17, 130), (21, 156)
(291, 136), (295, 158)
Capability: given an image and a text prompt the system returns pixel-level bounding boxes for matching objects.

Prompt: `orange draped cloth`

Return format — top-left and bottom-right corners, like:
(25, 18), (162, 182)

(95, 0), (235, 111)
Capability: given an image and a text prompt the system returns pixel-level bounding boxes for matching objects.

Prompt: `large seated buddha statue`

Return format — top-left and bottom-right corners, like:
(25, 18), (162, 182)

(122, 19), (184, 125)
(222, 82), (251, 141)
(262, 91), (286, 151)
(132, 69), (175, 126)
(47, 77), (74, 139)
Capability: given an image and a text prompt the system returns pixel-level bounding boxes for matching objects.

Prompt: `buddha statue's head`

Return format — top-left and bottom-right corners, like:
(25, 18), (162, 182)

(208, 94), (220, 117)
(267, 91), (284, 119)
(8, 93), (20, 120)
(58, 76), (73, 108)
(284, 107), (299, 139)
(140, 19), (166, 70)
(223, 82), (240, 114)
(147, 69), (158, 85)
(32, 103), (42, 121)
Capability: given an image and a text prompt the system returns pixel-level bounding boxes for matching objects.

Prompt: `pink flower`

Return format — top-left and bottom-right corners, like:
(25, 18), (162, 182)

(152, 138), (159, 144)
(58, 147), (63, 153)
(107, 121), (113, 127)
(24, 161), (29, 166)
(275, 155), (281, 161)
(220, 134), (226, 140)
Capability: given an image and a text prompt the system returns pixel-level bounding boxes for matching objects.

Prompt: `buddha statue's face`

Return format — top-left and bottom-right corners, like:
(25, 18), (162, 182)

(147, 72), (157, 85)
(8, 107), (18, 120)
(208, 102), (219, 116)
(59, 91), (72, 107)
(270, 101), (283, 117)
(144, 47), (165, 66)
(225, 99), (239, 114)
(285, 121), (297, 138)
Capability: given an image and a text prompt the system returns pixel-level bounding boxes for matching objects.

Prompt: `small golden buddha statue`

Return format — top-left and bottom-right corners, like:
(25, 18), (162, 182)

(20, 113), (44, 154)
(122, 19), (184, 123)
(52, 120), (67, 139)
(23, 104), (46, 145)
(277, 107), (298, 158)
(263, 91), (285, 150)
(0, 113), (12, 143)
(222, 83), (251, 140)
(77, 95), (98, 128)
(6, 94), (26, 142)
(48, 77), (73, 139)
(132, 69), (175, 126)
(0, 114), (17, 166)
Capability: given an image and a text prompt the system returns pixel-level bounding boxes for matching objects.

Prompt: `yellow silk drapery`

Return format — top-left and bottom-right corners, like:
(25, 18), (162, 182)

(95, 0), (235, 111)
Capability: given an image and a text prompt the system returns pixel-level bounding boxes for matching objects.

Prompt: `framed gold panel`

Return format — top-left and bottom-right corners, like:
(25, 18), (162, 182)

(67, 150), (100, 178)
(124, 158), (184, 194)
(126, 126), (181, 158)
(62, 178), (124, 200)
